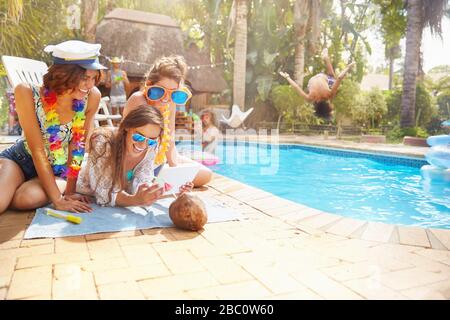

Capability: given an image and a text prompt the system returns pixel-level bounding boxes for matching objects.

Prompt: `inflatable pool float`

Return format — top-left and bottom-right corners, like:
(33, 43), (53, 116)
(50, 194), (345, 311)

(179, 149), (220, 166)
(191, 151), (220, 166)
(420, 120), (450, 183)
(420, 165), (450, 183)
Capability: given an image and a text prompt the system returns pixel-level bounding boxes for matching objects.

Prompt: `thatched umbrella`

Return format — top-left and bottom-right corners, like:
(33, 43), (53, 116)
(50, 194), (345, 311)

(96, 8), (184, 80)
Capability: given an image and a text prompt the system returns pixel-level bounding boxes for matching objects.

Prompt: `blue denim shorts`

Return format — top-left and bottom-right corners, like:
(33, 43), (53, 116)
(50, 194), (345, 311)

(0, 140), (38, 181)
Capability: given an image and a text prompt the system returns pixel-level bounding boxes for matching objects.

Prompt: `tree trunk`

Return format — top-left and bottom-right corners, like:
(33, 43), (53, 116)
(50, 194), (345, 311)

(307, 0), (321, 55)
(388, 55), (394, 90)
(400, 0), (423, 128)
(277, 114), (283, 131)
(293, 0), (310, 85)
(83, 0), (99, 43)
(232, 0), (248, 108)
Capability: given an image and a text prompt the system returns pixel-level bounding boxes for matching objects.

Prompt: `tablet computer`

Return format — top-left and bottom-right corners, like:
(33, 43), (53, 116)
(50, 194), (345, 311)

(157, 163), (201, 195)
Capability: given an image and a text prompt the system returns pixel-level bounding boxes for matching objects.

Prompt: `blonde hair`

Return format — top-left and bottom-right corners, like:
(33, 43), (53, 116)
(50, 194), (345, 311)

(145, 55), (187, 85)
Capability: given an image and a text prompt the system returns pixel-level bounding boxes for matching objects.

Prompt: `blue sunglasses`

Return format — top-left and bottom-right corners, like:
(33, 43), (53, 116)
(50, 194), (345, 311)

(145, 85), (192, 105)
(132, 133), (159, 147)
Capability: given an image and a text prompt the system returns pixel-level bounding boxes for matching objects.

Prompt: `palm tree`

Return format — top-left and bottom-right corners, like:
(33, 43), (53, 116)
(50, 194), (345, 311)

(293, 0), (310, 85)
(232, 0), (248, 108)
(83, 0), (99, 43)
(0, 0), (75, 61)
(400, 0), (447, 128)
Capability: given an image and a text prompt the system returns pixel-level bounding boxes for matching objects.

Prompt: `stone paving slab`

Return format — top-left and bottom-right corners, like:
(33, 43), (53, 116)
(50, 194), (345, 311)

(0, 173), (449, 300)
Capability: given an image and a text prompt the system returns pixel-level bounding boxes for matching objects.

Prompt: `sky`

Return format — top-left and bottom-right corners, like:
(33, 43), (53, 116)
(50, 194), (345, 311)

(363, 11), (450, 73)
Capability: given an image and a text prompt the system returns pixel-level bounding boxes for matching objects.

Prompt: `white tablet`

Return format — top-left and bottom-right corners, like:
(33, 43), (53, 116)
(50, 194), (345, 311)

(157, 163), (201, 195)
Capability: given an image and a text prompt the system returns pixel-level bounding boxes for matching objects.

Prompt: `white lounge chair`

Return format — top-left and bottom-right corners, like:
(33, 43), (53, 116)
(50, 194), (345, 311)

(94, 96), (121, 127)
(220, 104), (254, 129)
(2, 55), (48, 87)
(1, 55), (121, 127)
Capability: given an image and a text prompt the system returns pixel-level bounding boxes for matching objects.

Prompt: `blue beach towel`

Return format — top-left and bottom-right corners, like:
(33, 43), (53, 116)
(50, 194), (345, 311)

(24, 195), (242, 239)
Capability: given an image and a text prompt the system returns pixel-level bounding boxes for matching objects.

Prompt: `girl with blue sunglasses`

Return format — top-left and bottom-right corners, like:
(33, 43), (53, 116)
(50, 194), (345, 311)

(124, 55), (213, 187)
(76, 106), (193, 207)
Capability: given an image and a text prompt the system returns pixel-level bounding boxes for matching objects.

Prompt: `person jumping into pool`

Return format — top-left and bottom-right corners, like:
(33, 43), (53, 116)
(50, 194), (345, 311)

(279, 48), (355, 120)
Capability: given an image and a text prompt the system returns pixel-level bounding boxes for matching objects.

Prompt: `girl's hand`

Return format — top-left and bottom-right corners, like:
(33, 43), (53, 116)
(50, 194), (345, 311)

(134, 183), (164, 206)
(53, 196), (93, 213)
(178, 182), (194, 196)
(279, 71), (290, 79)
(64, 193), (92, 204)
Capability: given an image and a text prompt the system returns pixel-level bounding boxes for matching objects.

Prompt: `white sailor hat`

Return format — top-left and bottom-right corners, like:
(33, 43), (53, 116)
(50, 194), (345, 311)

(44, 40), (107, 70)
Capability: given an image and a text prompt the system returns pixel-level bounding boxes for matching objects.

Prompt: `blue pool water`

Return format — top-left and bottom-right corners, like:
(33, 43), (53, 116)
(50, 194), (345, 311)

(179, 142), (450, 229)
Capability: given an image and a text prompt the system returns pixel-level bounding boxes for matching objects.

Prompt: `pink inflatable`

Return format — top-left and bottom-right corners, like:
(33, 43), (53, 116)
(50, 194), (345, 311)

(191, 151), (220, 166)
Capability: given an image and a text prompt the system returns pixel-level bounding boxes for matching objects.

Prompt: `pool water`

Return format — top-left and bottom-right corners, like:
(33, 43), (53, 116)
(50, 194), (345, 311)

(179, 142), (450, 229)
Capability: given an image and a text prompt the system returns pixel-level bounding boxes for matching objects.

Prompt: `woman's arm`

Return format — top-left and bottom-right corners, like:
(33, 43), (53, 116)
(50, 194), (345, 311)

(15, 84), (90, 212)
(122, 70), (130, 92)
(123, 91), (143, 119)
(279, 71), (311, 101)
(64, 87), (100, 196)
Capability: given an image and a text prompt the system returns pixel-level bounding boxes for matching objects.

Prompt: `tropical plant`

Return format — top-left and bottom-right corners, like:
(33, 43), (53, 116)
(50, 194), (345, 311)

(351, 87), (387, 128)
(333, 78), (361, 122)
(373, 0), (406, 90)
(400, 0), (448, 128)
(0, 0), (78, 63)
(386, 82), (438, 128)
(270, 84), (317, 129)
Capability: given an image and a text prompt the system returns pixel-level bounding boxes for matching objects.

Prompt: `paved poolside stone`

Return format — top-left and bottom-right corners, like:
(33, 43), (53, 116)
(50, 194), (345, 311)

(429, 229), (450, 250)
(398, 226), (431, 248)
(324, 218), (367, 237)
(0, 173), (449, 300)
(360, 222), (395, 243)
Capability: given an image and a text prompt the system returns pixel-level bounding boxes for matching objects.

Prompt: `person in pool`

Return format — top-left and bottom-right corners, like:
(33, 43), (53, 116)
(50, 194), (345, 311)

(0, 40), (105, 214)
(279, 48), (355, 120)
(201, 109), (221, 154)
(76, 106), (193, 207)
(124, 55), (213, 187)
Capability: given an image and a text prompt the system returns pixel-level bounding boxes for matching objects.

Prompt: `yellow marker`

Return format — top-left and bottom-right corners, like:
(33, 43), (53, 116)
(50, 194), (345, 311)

(46, 209), (83, 224)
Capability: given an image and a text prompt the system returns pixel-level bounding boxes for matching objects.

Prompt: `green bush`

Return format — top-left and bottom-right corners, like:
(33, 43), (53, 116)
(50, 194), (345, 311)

(351, 88), (387, 128)
(333, 79), (361, 121)
(436, 90), (450, 119)
(270, 84), (318, 126)
(384, 82), (438, 128)
(386, 126), (428, 143)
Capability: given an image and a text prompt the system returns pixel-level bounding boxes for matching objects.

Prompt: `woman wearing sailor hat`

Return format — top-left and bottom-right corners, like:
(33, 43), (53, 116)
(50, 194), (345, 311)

(0, 40), (106, 214)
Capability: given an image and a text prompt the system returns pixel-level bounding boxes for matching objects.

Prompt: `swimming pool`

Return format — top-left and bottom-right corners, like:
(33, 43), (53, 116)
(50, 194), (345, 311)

(179, 141), (450, 229)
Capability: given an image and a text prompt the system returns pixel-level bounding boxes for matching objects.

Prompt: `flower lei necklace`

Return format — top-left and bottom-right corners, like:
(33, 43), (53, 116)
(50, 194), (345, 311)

(154, 104), (171, 166)
(43, 88), (86, 178)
